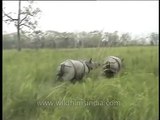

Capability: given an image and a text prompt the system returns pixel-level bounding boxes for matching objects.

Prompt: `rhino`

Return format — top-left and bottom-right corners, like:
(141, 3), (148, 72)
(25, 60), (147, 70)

(56, 58), (100, 83)
(102, 56), (124, 78)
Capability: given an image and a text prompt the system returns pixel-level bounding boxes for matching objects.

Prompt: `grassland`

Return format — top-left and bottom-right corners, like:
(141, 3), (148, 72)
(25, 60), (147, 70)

(3, 46), (158, 120)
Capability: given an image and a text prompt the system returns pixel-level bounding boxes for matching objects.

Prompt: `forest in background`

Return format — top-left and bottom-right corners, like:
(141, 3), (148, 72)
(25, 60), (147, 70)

(3, 30), (159, 49)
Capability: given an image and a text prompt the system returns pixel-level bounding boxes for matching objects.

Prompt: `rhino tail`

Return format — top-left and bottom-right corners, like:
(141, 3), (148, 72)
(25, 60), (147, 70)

(57, 64), (65, 77)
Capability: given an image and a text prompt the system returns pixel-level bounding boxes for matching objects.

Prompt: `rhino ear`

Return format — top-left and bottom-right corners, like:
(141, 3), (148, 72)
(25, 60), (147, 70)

(89, 58), (92, 63)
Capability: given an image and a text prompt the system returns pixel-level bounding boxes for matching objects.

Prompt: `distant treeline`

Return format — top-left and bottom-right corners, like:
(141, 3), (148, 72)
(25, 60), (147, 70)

(3, 30), (159, 49)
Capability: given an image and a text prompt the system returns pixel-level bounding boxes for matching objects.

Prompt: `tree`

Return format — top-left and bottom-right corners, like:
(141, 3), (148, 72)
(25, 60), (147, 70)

(32, 30), (44, 49)
(3, 33), (17, 49)
(120, 33), (131, 46)
(149, 32), (159, 45)
(101, 32), (109, 47)
(106, 31), (120, 47)
(3, 0), (41, 51)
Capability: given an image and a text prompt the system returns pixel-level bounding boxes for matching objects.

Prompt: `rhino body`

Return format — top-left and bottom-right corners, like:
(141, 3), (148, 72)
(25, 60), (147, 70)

(103, 56), (123, 77)
(56, 58), (99, 82)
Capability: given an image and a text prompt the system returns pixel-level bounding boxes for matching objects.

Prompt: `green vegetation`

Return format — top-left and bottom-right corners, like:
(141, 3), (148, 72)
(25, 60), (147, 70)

(3, 46), (158, 120)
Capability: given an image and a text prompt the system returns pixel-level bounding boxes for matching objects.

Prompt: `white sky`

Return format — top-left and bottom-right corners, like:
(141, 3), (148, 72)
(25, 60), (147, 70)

(3, 1), (159, 36)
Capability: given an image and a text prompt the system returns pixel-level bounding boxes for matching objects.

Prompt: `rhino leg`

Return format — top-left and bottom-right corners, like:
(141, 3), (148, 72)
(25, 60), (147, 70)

(103, 69), (115, 78)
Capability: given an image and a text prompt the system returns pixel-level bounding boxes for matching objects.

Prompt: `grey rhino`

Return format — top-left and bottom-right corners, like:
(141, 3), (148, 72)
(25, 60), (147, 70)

(56, 58), (100, 83)
(102, 56), (124, 78)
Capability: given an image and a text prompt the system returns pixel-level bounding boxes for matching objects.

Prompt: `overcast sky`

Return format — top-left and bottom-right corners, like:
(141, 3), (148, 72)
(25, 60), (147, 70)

(3, 1), (159, 36)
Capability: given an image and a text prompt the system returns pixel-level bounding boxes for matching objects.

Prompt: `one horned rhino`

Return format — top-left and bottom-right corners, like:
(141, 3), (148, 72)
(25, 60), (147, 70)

(102, 56), (124, 78)
(56, 58), (100, 82)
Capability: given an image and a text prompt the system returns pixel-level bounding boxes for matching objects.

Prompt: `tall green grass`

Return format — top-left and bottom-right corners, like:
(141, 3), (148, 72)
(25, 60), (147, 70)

(3, 46), (158, 120)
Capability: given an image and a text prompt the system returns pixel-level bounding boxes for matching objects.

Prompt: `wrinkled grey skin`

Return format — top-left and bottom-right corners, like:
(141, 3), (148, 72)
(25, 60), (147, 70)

(102, 56), (123, 78)
(56, 58), (100, 82)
